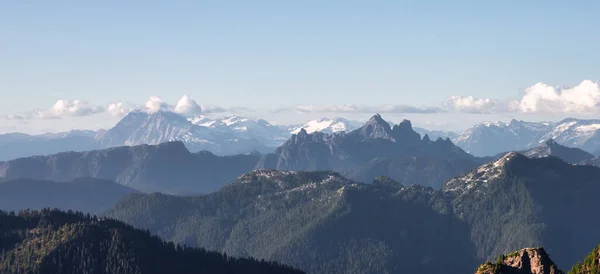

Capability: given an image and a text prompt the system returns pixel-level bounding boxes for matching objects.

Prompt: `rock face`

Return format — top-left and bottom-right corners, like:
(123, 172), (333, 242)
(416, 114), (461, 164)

(475, 248), (563, 274)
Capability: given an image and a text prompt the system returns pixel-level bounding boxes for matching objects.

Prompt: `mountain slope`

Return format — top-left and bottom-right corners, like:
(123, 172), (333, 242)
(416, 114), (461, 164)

(106, 170), (476, 274)
(0, 209), (303, 274)
(569, 245), (600, 274)
(445, 152), (600, 267)
(0, 178), (138, 213)
(0, 141), (261, 194)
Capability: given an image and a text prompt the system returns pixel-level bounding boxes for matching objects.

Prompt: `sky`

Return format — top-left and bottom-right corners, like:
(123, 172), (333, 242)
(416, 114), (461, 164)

(2, 1), (600, 133)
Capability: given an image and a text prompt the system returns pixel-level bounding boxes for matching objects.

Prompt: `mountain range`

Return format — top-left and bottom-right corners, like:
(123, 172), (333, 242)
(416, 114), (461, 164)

(6, 110), (600, 163)
(105, 152), (600, 274)
(0, 112), (367, 161)
(261, 114), (485, 189)
(3, 112), (600, 273)
(0, 114), (483, 193)
(453, 118), (600, 157)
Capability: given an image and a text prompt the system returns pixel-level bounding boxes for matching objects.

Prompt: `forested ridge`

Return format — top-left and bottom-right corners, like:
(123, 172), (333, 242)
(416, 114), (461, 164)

(0, 209), (303, 274)
(107, 154), (600, 273)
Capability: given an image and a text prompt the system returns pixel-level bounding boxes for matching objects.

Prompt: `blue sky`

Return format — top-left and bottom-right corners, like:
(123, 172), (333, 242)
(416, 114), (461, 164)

(2, 1), (600, 133)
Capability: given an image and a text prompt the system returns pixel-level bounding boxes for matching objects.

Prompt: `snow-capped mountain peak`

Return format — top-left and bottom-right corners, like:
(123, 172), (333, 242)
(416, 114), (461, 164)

(290, 117), (362, 134)
(453, 118), (600, 157)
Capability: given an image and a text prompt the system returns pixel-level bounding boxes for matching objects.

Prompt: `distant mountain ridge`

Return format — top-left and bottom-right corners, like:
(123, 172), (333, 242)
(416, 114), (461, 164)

(0, 114), (482, 192)
(0, 141), (262, 194)
(0, 110), (461, 161)
(454, 118), (600, 156)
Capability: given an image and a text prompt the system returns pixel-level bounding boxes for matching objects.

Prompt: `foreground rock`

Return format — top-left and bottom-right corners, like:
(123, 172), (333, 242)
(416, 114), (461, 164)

(475, 248), (563, 274)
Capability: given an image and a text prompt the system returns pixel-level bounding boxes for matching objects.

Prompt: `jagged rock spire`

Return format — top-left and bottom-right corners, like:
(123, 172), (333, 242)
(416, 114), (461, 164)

(353, 114), (394, 140)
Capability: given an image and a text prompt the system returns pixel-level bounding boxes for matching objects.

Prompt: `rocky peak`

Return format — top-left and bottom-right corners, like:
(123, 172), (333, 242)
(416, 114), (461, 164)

(297, 128), (308, 137)
(257, 119), (272, 127)
(422, 134), (431, 142)
(391, 119), (421, 144)
(508, 118), (520, 127)
(289, 128), (327, 145)
(475, 248), (563, 274)
(353, 114), (394, 140)
(522, 139), (594, 163)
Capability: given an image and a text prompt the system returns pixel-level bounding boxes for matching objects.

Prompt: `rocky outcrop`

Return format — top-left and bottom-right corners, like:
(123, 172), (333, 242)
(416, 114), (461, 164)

(475, 248), (563, 274)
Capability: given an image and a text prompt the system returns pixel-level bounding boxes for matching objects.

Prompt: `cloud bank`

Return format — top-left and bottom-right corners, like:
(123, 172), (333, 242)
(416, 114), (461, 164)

(5, 100), (106, 120)
(276, 104), (443, 114)
(6, 80), (600, 121)
(443, 80), (600, 114)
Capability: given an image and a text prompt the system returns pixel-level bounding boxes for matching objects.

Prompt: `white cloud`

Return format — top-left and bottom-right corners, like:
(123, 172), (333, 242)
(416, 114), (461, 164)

(174, 95), (202, 116)
(443, 80), (600, 114)
(442, 96), (519, 114)
(43, 100), (105, 118)
(5, 114), (26, 120)
(144, 96), (171, 113)
(5, 100), (106, 120)
(173, 95), (229, 115)
(106, 102), (133, 117)
(519, 80), (600, 113)
(376, 105), (443, 114)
